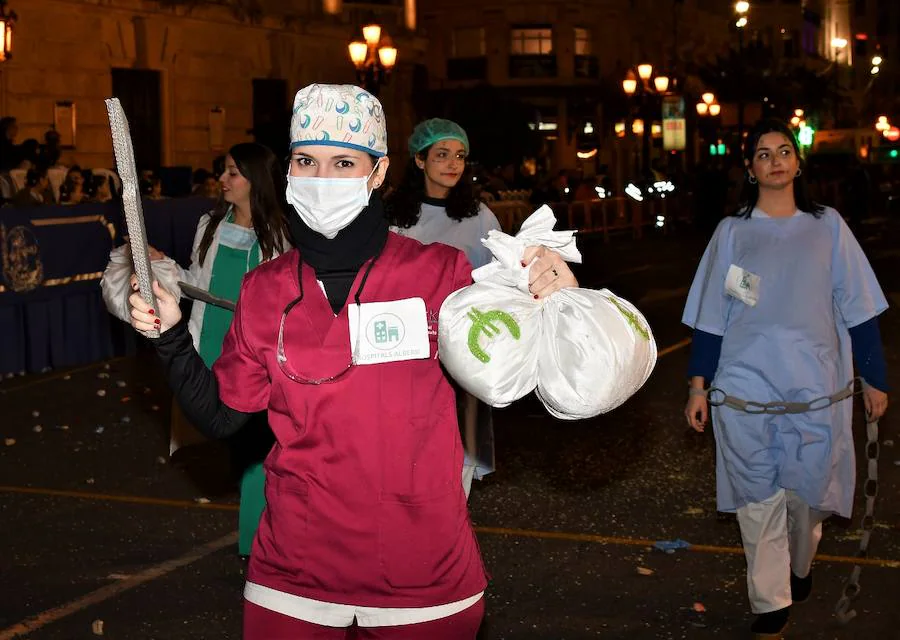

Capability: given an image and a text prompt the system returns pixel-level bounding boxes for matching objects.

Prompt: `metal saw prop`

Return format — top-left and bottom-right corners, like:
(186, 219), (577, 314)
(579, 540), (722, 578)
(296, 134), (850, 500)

(104, 97), (159, 337)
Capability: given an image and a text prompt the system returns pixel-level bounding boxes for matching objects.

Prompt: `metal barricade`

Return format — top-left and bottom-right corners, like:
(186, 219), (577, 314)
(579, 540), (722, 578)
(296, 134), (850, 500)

(487, 195), (693, 239)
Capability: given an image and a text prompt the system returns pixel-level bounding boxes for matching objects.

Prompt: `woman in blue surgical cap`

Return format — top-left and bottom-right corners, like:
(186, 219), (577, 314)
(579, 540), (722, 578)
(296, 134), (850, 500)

(127, 84), (579, 639)
(682, 119), (889, 638)
(386, 118), (501, 498)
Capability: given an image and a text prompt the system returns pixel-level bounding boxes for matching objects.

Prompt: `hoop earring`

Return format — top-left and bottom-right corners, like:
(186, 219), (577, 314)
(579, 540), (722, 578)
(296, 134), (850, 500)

(748, 175), (758, 184)
(795, 168), (802, 177)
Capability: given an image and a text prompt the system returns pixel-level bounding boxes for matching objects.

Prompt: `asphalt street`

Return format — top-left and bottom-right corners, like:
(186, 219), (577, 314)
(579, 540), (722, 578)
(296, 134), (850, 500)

(2, 217), (899, 639)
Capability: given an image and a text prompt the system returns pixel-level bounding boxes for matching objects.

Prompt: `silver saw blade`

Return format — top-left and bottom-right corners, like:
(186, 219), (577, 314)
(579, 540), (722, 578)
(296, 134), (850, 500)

(105, 97), (159, 337)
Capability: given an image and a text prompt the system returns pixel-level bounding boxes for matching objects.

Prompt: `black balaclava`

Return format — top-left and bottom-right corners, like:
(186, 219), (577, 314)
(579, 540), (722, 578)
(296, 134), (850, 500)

(288, 191), (389, 314)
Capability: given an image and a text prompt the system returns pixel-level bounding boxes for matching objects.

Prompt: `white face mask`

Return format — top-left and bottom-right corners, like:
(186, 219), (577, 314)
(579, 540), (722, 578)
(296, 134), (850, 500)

(285, 160), (381, 239)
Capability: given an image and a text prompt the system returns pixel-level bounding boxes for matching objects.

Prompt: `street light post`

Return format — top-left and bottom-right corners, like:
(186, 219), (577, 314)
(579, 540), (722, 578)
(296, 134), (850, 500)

(830, 37), (848, 126)
(735, 1), (750, 142)
(696, 92), (721, 158)
(622, 63), (669, 178)
(347, 23), (398, 96)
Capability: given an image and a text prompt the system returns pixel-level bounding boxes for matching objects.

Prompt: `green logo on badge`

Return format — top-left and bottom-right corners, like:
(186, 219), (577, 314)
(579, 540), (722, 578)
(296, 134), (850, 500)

(366, 313), (405, 350)
(466, 307), (521, 363)
(373, 319), (401, 344)
(609, 297), (650, 341)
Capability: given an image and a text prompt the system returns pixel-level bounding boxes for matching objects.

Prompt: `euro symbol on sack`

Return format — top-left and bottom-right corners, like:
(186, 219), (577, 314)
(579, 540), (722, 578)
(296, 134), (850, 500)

(609, 297), (650, 341)
(466, 307), (521, 363)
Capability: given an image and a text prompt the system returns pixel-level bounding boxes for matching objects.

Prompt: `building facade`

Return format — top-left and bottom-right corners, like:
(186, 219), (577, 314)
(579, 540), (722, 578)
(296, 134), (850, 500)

(844, 0), (899, 126)
(419, 0), (841, 176)
(0, 0), (424, 173)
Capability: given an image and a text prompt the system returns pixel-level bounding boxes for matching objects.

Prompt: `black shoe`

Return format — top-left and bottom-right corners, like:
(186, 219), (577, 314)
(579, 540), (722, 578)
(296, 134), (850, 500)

(751, 606), (790, 638)
(791, 570), (813, 603)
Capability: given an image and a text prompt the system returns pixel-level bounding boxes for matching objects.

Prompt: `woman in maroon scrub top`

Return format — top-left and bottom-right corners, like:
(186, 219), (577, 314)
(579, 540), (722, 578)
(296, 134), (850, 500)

(129, 84), (578, 639)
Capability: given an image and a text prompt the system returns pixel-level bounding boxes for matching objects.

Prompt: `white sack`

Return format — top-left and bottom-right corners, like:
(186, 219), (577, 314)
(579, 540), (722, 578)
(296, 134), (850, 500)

(439, 205), (656, 419)
(438, 280), (541, 407)
(536, 288), (657, 420)
(439, 206), (579, 407)
(100, 244), (183, 324)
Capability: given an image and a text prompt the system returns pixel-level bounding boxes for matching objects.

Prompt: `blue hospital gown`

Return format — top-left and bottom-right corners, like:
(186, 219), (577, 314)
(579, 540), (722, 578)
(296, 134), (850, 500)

(682, 207), (887, 517)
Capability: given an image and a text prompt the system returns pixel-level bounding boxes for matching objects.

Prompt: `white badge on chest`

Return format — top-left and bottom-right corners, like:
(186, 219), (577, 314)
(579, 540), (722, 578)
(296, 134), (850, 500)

(349, 297), (430, 365)
(725, 264), (761, 307)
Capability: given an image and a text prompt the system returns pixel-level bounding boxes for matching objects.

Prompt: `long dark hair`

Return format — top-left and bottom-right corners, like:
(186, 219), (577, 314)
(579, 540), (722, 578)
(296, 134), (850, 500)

(385, 146), (480, 228)
(734, 118), (824, 218)
(198, 142), (291, 266)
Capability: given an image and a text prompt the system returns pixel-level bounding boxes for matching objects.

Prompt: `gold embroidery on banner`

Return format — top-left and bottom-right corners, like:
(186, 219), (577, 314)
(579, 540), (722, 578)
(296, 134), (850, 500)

(0, 213), (116, 293)
(0, 271), (102, 293)
(43, 272), (104, 286)
(1, 224), (45, 293)
(30, 215), (116, 241)
(31, 215), (104, 225)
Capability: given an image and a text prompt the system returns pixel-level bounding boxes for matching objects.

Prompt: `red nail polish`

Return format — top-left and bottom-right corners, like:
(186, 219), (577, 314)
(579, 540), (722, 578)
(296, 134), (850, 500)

(148, 309), (154, 315)
(520, 261), (527, 267)
(154, 318), (161, 324)
(533, 294), (539, 300)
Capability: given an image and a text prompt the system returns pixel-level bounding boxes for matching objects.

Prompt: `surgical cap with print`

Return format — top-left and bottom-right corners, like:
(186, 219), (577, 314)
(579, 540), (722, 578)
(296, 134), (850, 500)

(290, 84), (388, 157)
(408, 118), (469, 157)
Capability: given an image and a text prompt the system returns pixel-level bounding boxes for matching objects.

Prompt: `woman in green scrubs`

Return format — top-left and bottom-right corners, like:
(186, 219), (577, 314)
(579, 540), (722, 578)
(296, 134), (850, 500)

(158, 142), (291, 555)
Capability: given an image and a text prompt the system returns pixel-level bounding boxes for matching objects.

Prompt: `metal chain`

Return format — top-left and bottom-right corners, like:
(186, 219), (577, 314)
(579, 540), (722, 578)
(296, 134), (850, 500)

(834, 417), (880, 624)
(706, 378), (859, 415)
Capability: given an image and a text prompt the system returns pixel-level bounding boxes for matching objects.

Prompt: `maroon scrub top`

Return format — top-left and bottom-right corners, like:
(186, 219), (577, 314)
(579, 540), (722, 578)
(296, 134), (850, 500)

(213, 233), (488, 608)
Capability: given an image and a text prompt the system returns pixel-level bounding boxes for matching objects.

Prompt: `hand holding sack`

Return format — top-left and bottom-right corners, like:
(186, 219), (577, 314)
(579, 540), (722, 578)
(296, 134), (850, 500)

(438, 206), (575, 407)
(438, 206), (657, 419)
(100, 244), (183, 324)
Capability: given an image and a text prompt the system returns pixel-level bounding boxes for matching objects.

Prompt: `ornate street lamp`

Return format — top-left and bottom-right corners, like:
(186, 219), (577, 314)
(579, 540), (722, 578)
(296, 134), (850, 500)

(347, 23), (398, 96)
(697, 93), (721, 117)
(696, 92), (721, 158)
(622, 64), (670, 176)
(735, 1), (749, 27)
(0, 0), (16, 62)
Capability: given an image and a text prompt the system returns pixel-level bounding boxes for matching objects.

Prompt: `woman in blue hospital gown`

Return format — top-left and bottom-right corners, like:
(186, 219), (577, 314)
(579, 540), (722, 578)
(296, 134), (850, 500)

(681, 119), (889, 638)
